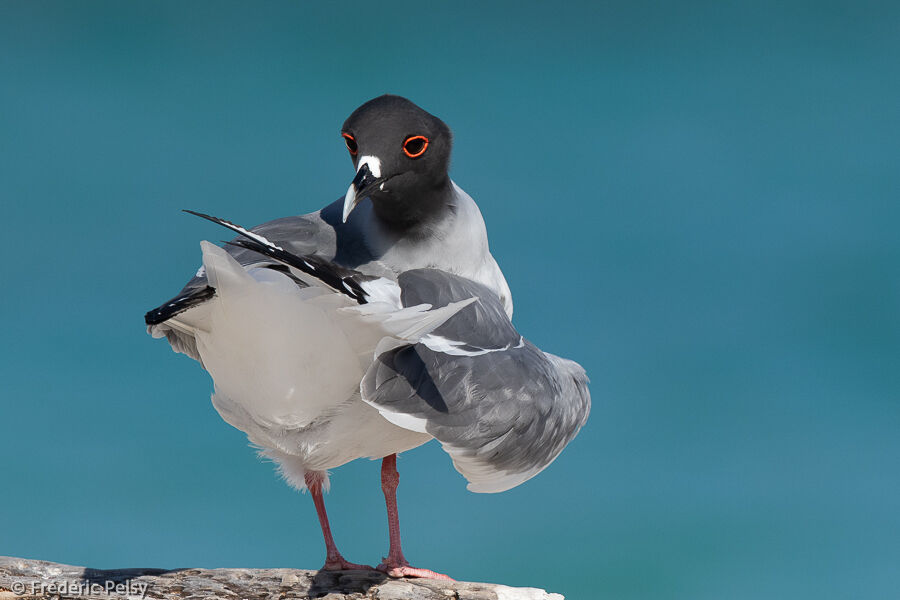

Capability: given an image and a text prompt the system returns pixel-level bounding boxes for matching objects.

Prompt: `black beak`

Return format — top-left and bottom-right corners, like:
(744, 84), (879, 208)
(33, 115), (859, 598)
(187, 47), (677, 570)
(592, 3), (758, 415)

(343, 162), (388, 222)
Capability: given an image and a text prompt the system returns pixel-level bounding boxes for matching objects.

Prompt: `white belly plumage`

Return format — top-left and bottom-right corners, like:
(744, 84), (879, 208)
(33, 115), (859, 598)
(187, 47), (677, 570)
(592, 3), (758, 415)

(169, 242), (464, 489)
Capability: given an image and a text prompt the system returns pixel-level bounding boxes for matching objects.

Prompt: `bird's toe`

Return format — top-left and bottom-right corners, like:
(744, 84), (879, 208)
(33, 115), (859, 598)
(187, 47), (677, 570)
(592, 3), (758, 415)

(377, 561), (454, 581)
(322, 557), (375, 572)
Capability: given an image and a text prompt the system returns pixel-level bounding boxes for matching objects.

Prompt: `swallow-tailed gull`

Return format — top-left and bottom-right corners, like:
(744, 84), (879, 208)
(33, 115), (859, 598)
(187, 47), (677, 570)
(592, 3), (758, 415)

(146, 96), (590, 579)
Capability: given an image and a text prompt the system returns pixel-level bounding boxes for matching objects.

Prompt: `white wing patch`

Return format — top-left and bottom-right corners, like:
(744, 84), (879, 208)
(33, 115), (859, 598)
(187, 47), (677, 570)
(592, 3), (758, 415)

(420, 334), (525, 357)
(215, 218), (285, 251)
(359, 277), (403, 307)
(376, 409), (431, 434)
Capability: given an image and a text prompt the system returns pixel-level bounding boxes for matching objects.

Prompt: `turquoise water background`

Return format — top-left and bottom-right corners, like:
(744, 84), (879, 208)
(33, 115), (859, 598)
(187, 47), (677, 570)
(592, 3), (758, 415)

(1, 2), (898, 598)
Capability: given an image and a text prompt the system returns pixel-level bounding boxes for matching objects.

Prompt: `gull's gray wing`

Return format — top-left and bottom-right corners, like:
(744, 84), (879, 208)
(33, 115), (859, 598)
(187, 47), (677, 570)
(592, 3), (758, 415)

(145, 206), (381, 360)
(146, 212), (338, 325)
(361, 269), (591, 493)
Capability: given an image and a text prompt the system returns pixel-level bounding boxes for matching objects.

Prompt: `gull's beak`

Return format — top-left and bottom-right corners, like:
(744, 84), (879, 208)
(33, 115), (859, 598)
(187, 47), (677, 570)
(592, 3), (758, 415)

(342, 157), (386, 223)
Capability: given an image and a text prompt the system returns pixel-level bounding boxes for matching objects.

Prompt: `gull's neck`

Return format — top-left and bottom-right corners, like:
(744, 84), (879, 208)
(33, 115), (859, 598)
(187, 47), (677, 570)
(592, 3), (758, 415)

(362, 181), (514, 317)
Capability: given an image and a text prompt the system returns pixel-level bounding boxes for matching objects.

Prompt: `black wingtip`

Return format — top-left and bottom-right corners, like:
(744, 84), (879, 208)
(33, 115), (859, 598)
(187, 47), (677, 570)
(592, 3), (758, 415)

(183, 209), (219, 224)
(182, 210), (373, 305)
(144, 286), (216, 326)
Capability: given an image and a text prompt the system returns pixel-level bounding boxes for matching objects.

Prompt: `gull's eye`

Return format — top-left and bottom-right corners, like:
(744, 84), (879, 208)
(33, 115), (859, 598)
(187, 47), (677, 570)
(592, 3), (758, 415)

(402, 135), (429, 158)
(342, 133), (358, 156)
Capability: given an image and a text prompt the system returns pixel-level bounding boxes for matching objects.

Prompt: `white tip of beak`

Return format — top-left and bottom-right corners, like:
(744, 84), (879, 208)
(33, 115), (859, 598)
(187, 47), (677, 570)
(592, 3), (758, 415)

(342, 183), (359, 223)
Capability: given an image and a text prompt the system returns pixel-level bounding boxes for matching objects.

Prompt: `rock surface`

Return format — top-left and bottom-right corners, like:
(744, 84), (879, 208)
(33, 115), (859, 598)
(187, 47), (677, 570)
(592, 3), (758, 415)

(0, 557), (563, 600)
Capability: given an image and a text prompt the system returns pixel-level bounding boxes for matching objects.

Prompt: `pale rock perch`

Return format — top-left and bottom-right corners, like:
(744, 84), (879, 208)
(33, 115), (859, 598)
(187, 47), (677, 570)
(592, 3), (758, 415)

(0, 557), (567, 600)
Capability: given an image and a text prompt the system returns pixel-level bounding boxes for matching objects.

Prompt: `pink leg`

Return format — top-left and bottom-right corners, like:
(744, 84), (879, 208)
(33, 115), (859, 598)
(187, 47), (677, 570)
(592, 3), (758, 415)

(304, 471), (372, 571)
(376, 455), (454, 581)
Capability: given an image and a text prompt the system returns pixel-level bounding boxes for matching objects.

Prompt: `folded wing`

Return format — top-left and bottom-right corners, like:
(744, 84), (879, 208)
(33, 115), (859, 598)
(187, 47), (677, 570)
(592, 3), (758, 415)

(361, 270), (591, 493)
(146, 211), (345, 358)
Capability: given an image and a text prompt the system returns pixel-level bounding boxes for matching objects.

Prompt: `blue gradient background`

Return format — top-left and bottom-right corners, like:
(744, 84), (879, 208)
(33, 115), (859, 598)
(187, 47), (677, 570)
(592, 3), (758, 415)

(1, 2), (898, 598)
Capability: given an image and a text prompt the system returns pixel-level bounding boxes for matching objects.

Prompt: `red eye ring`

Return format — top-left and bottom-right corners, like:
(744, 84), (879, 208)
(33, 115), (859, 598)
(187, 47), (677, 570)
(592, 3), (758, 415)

(342, 133), (358, 156)
(402, 135), (429, 158)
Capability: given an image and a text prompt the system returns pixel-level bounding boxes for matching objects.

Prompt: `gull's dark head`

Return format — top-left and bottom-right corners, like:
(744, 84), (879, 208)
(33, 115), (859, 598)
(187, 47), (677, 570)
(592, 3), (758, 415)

(340, 95), (453, 228)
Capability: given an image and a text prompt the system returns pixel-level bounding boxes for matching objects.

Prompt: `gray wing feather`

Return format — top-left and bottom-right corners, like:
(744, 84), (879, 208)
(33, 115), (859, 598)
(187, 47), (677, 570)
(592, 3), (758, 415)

(182, 213), (338, 295)
(146, 212), (339, 357)
(396, 269), (519, 348)
(361, 269), (591, 493)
